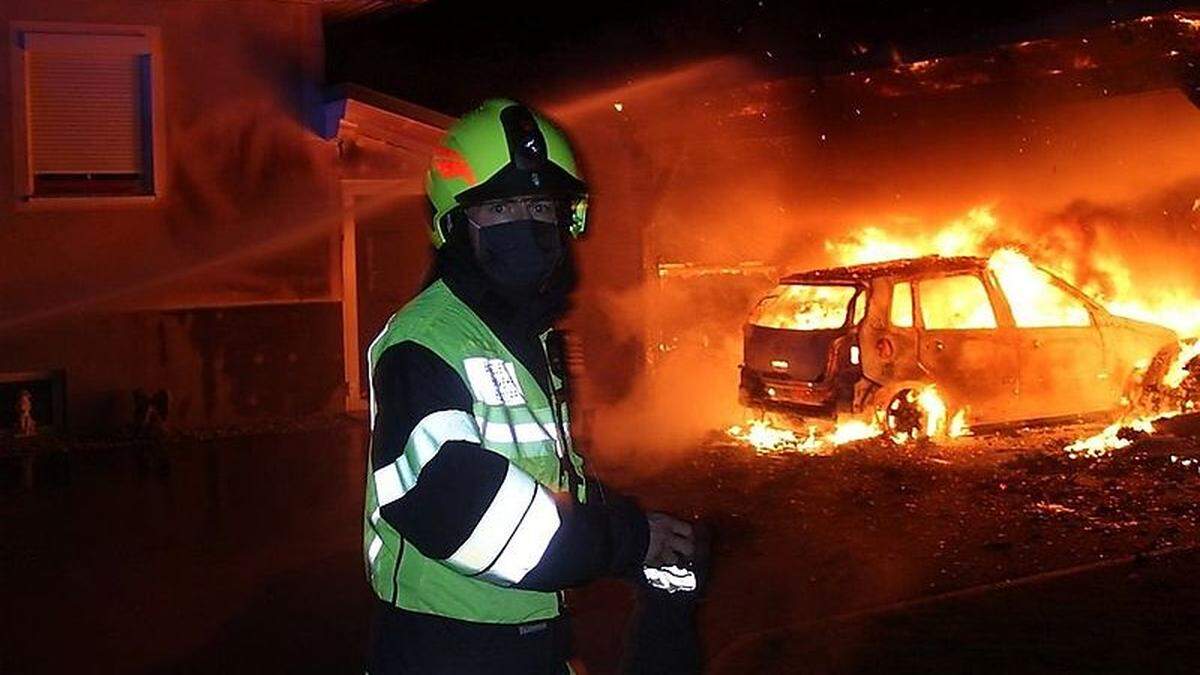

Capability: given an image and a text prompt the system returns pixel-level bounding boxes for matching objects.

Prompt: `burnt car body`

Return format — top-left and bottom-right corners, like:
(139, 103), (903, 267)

(739, 256), (1178, 429)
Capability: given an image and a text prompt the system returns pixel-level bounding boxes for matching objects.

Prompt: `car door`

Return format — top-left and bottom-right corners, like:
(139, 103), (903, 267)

(915, 272), (1022, 425)
(990, 267), (1111, 420)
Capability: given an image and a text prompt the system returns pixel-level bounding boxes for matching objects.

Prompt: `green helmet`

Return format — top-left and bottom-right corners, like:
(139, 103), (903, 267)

(425, 98), (589, 248)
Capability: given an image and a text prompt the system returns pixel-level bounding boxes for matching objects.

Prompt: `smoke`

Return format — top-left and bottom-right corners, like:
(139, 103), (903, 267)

(1028, 178), (1200, 291)
(557, 59), (1200, 471)
(583, 277), (753, 475)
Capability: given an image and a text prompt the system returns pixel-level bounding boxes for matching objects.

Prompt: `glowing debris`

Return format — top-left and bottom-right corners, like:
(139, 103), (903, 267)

(726, 418), (881, 455)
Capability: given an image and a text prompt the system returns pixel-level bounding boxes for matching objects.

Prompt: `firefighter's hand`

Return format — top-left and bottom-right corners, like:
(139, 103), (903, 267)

(644, 512), (695, 567)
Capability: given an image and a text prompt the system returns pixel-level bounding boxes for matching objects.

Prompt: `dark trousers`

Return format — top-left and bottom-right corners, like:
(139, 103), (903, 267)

(368, 589), (700, 675)
(622, 585), (702, 675)
(367, 602), (572, 675)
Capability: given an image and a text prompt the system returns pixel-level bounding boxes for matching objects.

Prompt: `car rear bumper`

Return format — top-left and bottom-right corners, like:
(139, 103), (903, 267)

(739, 367), (839, 417)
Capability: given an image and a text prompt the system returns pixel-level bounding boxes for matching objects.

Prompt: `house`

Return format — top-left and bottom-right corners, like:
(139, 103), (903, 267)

(0, 1), (445, 434)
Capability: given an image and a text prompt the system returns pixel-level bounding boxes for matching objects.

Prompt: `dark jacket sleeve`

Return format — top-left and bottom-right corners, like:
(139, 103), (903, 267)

(371, 341), (648, 589)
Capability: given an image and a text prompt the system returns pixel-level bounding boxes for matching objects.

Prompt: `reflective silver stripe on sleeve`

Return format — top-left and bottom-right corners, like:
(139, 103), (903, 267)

(407, 409), (481, 469)
(474, 417), (556, 444)
(478, 484), (561, 585)
(445, 462), (537, 574)
(373, 463), (403, 507)
(373, 409), (481, 506)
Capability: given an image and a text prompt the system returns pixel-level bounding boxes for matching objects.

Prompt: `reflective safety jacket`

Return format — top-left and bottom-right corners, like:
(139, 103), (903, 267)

(363, 277), (647, 624)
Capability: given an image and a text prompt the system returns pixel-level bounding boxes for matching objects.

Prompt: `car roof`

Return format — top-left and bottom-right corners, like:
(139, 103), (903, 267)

(780, 255), (987, 284)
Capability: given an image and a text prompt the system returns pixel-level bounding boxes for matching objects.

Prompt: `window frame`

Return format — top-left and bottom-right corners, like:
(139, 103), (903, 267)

(749, 281), (866, 331)
(993, 267), (1098, 328)
(10, 21), (166, 209)
(914, 272), (1002, 331)
(889, 280), (915, 328)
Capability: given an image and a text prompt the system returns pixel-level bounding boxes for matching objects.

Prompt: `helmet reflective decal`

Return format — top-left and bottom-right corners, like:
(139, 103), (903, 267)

(432, 145), (477, 185)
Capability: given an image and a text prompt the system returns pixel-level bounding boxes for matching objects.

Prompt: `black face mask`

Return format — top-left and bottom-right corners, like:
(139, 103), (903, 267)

(468, 220), (564, 295)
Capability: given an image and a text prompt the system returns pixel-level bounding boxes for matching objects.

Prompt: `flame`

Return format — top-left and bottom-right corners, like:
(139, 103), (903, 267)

(987, 248), (1092, 327)
(727, 418), (881, 454)
(749, 284), (857, 330)
(1163, 340), (1200, 390)
(916, 385), (948, 437)
(1064, 339), (1197, 457)
(948, 408), (969, 438)
(887, 384), (971, 442)
(825, 206), (997, 266)
(737, 204), (1196, 457)
(1064, 414), (1167, 458)
(1074, 255), (1200, 338)
(727, 385), (968, 454)
(824, 205), (1200, 337)
(830, 419), (883, 444)
(728, 419), (801, 452)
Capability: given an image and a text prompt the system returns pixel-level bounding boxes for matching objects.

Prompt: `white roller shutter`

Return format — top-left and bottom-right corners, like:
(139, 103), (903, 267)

(23, 33), (151, 176)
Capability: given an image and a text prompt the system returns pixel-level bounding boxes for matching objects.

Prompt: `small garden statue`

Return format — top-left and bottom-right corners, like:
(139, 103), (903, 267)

(16, 389), (37, 437)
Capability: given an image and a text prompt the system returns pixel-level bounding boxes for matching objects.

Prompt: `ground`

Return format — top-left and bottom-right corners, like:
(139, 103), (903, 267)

(3, 415), (1200, 673)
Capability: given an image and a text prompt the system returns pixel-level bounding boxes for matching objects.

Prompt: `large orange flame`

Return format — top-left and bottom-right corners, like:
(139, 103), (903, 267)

(727, 384), (967, 454)
(730, 204), (1197, 456)
(824, 205), (1200, 336)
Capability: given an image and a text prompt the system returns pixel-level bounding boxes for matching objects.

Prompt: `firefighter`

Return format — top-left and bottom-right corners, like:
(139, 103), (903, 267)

(363, 99), (700, 674)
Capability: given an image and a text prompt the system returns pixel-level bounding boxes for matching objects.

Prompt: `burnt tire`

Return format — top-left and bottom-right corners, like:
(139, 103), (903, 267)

(883, 388), (928, 441)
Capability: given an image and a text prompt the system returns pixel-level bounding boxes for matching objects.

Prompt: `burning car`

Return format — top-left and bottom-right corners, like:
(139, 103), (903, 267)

(739, 251), (1180, 437)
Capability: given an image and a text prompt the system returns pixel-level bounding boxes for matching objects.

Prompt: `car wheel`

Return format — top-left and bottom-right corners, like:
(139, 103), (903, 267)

(883, 388), (928, 441)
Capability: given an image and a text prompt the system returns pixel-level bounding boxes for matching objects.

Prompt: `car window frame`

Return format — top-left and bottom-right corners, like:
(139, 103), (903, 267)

(751, 280), (869, 331)
(987, 266), (1102, 330)
(888, 279), (915, 328)
(1042, 273), (1101, 328)
(913, 270), (1009, 332)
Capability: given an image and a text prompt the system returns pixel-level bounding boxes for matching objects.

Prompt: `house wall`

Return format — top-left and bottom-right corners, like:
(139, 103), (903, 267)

(0, 1), (347, 434)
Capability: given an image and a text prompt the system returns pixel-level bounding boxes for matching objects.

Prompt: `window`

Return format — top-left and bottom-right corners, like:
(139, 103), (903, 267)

(750, 284), (858, 330)
(994, 268), (1092, 328)
(12, 24), (162, 200)
(890, 281), (914, 327)
(919, 275), (998, 330)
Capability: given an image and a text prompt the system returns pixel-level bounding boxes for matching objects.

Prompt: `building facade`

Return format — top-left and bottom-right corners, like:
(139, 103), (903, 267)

(0, 1), (442, 434)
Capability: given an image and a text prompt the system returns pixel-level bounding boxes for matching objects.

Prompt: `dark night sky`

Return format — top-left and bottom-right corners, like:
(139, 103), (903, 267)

(326, 0), (1187, 114)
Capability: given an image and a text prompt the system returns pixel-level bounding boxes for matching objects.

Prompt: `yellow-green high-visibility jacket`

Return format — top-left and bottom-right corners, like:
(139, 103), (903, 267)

(363, 278), (647, 624)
